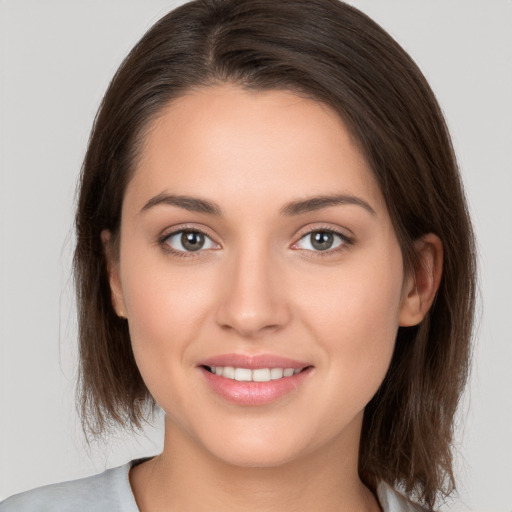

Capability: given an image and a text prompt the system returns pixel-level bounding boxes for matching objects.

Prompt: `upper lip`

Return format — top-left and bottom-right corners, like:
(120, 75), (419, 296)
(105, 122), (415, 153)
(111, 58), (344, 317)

(199, 353), (311, 370)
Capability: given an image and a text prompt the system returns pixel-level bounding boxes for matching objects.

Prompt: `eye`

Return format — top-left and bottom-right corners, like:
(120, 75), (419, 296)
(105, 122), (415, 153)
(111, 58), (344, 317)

(164, 230), (217, 253)
(295, 230), (348, 252)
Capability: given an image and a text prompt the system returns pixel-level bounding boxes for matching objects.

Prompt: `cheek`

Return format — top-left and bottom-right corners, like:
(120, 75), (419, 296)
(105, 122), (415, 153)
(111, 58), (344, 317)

(297, 246), (404, 390)
(123, 264), (215, 349)
(118, 245), (217, 399)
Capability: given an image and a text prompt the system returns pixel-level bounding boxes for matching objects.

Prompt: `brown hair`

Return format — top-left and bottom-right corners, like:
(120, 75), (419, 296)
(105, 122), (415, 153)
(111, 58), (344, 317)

(74, 0), (476, 508)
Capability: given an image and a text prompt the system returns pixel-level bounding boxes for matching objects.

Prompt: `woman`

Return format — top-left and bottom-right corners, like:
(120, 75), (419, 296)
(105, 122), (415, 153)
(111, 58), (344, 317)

(0, 0), (476, 510)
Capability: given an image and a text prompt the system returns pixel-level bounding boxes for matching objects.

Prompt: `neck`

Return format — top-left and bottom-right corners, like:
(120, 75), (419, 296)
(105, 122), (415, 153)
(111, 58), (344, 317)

(130, 416), (381, 512)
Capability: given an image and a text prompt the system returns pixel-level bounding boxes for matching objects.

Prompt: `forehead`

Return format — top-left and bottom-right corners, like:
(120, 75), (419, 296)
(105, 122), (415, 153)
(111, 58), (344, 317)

(125, 84), (385, 215)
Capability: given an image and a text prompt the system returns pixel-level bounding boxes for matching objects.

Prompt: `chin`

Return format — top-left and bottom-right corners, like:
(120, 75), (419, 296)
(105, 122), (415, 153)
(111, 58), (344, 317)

(214, 445), (302, 469)
(198, 428), (308, 469)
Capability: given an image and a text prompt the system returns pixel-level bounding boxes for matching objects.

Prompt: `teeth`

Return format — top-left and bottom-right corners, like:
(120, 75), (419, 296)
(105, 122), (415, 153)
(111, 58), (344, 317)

(234, 368), (252, 381)
(209, 366), (303, 382)
(253, 368), (271, 382)
(270, 368), (283, 380)
(223, 366), (235, 379)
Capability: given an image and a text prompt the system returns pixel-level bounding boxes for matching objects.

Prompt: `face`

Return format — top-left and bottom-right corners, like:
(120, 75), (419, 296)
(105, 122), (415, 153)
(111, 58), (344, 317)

(107, 84), (417, 468)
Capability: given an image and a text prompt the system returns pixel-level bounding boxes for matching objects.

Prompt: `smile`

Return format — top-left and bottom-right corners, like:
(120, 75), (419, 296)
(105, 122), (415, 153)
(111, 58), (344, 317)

(199, 355), (313, 406)
(205, 366), (304, 382)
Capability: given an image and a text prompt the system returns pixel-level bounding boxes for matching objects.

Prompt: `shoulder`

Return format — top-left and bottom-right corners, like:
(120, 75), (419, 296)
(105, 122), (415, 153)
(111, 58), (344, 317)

(0, 461), (141, 512)
(376, 481), (428, 512)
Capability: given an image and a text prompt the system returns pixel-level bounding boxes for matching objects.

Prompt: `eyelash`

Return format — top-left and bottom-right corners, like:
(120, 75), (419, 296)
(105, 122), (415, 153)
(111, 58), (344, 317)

(293, 227), (353, 258)
(158, 226), (354, 259)
(158, 226), (218, 259)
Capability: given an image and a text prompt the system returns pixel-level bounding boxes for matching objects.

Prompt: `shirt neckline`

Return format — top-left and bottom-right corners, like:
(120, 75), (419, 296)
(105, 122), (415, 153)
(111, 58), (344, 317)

(121, 458), (422, 512)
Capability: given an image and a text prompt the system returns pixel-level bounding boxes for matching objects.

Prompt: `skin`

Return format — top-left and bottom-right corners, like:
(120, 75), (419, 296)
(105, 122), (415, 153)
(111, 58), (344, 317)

(104, 84), (442, 512)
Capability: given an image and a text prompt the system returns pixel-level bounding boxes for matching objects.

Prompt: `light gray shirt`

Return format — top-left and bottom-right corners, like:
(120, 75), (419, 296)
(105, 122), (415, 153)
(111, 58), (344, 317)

(0, 458), (425, 511)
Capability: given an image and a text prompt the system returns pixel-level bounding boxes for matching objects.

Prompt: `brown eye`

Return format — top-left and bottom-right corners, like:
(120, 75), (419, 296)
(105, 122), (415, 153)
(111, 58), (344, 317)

(181, 231), (205, 251)
(164, 230), (216, 253)
(311, 232), (335, 250)
(296, 230), (347, 252)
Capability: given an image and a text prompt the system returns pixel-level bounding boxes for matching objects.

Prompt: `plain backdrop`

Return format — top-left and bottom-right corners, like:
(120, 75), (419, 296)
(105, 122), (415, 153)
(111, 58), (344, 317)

(1, 1), (511, 510)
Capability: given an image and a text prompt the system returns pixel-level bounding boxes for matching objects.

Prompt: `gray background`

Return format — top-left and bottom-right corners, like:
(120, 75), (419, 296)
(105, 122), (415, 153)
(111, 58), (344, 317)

(1, 1), (511, 510)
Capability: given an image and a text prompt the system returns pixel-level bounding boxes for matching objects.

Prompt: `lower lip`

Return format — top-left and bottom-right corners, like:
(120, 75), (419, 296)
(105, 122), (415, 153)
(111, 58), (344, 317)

(200, 367), (312, 406)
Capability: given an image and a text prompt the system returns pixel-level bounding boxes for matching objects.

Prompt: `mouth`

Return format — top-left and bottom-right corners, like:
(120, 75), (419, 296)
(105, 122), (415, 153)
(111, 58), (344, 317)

(202, 365), (308, 382)
(198, 355), (313, 406)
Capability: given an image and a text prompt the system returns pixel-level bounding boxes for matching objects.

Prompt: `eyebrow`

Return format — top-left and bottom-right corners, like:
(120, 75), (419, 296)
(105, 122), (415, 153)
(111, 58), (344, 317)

(140, 192), (376, 217)
(279, 194), (376, 216)
(140, 193), (222, 216)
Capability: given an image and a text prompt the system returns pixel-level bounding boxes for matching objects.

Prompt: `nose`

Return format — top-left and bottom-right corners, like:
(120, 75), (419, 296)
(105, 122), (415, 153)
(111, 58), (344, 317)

(215, 247), (292, 338)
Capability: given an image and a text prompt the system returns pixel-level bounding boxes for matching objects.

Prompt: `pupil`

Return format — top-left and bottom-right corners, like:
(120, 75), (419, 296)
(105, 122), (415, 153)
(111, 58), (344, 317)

(311, 231), (333, 251)
(181, 231), (204, 251)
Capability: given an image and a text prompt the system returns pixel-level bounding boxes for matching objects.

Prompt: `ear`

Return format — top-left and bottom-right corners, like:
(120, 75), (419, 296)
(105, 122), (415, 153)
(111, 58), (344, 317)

(101, 229), (127, 319)
(399, 233), (443, 327)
